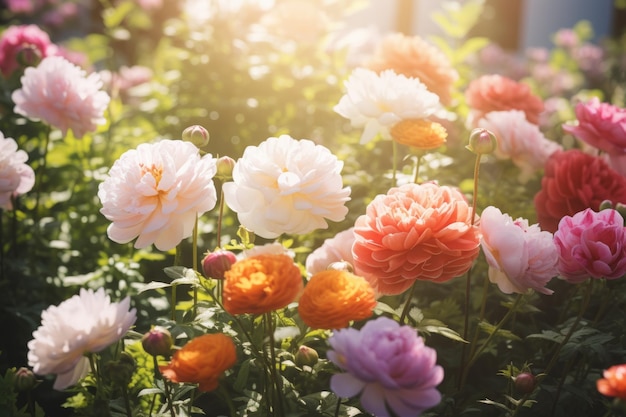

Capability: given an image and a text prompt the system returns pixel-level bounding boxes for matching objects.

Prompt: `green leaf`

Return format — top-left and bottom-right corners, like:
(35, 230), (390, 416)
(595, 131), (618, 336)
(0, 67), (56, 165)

(478, 321), (521, 341)
(102, 0), (135, 29)
(421, 325), (468, 343)
(135, 281), (172, 294)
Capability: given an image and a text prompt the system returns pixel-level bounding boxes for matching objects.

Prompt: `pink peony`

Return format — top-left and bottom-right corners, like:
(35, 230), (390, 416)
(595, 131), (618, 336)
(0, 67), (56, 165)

(0, 131), (35, 209)
(478, 110), (562, 182)
(0, 24), (58, 77)
(328, 316), (443, 417)
(98, 139), (217, 251)
(305, 228), (358, 277)
(480, 206), (558, 295)
(352, 182), (480, 295)
(562, 97), (626, 155)
(534, 150), (626, 233)
(465, 74), (544, 126)
(12, 56), (110, 138)
(553, 208), (626, 283)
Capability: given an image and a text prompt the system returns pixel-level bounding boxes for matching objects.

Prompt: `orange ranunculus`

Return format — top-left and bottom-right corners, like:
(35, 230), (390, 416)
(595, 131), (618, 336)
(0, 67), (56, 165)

(390, 119), (447, 150)
(598, 364), (626, 400)
(159, 333), (236, 392)
(223, 254), (303, 315)
(366, 33), (458, 105)
(298, 270), (377, 330)
(464, 74), (544, 126)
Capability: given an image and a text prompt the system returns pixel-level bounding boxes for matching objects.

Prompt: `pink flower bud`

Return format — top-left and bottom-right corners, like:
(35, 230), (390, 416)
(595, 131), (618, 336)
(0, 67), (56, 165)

(14, 367), (36, 392)
(202, 249), (237, 280)
(294, 345), (319, 367)
(182, 125), (210, 147)
(216, 156), (236, 181)
(466, 128), (497, 155)
(141, 326), (173, 357)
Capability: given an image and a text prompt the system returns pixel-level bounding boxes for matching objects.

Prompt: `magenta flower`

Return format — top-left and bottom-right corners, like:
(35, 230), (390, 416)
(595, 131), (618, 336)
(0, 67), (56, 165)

(0, 24), (58, 77)
(563, 98), (626, 155)
(554, 208), (626, 283)
(328, 316), (443, 417)
(480, 206), (558, 295)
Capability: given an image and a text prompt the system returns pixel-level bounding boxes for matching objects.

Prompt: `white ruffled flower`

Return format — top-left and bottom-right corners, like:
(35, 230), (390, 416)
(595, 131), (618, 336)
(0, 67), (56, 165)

(98, 139), (217, 251)
(27, 288), (136, 390)
(334, 68), (441, 144)
(480, 206), (558, 295)
(0, 131), (35, 209)
(223, 135), (351, 239)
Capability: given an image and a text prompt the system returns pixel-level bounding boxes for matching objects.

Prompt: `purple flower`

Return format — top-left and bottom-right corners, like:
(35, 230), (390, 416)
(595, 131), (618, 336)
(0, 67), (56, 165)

(554, 208), (626, 283)
(327, 316), (443, 417)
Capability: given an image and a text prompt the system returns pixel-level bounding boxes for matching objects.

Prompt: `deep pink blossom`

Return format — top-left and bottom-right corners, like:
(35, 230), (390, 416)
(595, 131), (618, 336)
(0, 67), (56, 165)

(563, 98), (626, 155)
(0, 25), (58, 77)
(328, 316), (443, 417)
(554, 208), (626, 283)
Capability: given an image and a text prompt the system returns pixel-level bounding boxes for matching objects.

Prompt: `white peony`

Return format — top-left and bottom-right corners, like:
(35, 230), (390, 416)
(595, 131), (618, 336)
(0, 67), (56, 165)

(98, 139), (217, 251)
(334, 68), (441, 144)
(0, 131), (35, 209)
(27, 288), (136, 390)
(480, 206), (558, 295)
(223, 135), (351, 239)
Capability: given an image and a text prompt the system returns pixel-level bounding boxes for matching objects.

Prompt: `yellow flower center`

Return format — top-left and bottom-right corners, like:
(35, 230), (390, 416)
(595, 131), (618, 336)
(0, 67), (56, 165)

(140, 163), (163, 186)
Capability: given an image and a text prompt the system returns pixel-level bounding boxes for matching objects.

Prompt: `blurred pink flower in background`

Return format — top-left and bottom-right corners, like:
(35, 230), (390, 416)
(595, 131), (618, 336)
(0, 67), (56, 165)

(12, 56), (110, 138)
(352, 182), (480, 295)
(554, 208), (626, 283)
(305, 227), (357, 276)
(257, 0), (329, 44)
(0, 131), (35, 209)
(334, 68), (441, 144)
(5, 0), (38, 13)
(137, 0), (163, 11)
(563, 97), (626, 155)
(534, 150), (626, 233)
(328, 316), (443, 417)
(41, 2), (79, 26)
(98, 140), (217, 251)
(465, 74), (544, 126)
(478, 110), (563, 182)
(223, 135), (351, 239)
(27, 288), (136, 390)
(0, 24), (58, 77)
(480, 206), (558, 295)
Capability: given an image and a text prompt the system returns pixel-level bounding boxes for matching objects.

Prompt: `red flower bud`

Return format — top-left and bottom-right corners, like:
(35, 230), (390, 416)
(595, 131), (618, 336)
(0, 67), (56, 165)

(514, 372), (536, 394)
(141, 326), (173, 357)
(202, 249), (237, 280)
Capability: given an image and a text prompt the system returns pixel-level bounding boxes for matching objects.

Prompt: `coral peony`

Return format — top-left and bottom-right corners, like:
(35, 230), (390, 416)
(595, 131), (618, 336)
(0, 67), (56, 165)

(534, 150), (626, 233)
(597, 364), (626, 400)
(328, 316), (443, 417)
(12, 56), (110, 138)
(478, 110), (562, 182)
(223, 135), (350, 239)
(390, 118), (447, 150)
(298, 270), (376, 329)
(553, 208), (626, 283)
(352, 182), (480, 295)
(563, 97), (626, 155)
(305, 228), (357, 276)
(465, 74), (544, 126)
(334, 68), (441, 144)
(480, 206), (558, 295)
(160, 333), (236, 392)
(223, 254), (303, 315)
(0, 131), (35, 209)
(0, 25), (58, 77)
(98, 139), (217, 251)
(365, 32), (458, 105)
(27, 288), (136, 390)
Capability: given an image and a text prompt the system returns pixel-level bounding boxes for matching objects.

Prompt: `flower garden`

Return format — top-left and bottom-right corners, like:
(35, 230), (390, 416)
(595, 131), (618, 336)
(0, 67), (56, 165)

(1, 1), (626, 416)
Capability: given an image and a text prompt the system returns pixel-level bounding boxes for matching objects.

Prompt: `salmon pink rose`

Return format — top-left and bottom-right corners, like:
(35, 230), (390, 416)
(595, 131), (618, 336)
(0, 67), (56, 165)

(352, 182), (480, 295)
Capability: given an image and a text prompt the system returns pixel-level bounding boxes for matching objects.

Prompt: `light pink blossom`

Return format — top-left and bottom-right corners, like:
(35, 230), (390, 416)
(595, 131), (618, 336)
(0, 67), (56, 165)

(305, 228), (357, 276)
(480, 206), (558, 295)
(478, 110), (563, 182)
(98, 140), (217, 251)
(0, 24), (58, 77)
(12, 56), (110, 138)
(0, 131), (35, 209)
(563, 97), (626, 155)
(554, 208), (626, 283)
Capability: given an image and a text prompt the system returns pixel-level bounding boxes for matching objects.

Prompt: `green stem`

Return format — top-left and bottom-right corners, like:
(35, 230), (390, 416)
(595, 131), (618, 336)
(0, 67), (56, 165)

(122, 384), (132, 417)
(192, 215), (199, 318)
(217, 185), (225, 248)
(334, 396), (342, 417)
(33, 128), (52, 220)
(265, 312), (284, 416)
(413, 152), (424, 184)
(392, 140), (398, 187)
(399, 281), (418, 325)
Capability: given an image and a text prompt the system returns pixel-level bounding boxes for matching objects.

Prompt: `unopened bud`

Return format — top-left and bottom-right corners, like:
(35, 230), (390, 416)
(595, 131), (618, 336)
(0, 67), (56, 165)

(514, 372), (536, 394)
(14, 367), (36, 392)
(141, 326), (173, 357)
(466, 128), (497, 155)
(216, 156), (236, 181)
(294, 345), (318, 367)
(182, 125), (210, 147)
(599, 200), (614, 211)
(202, 249), (237, 280)
(327, 260), (354, 273)
(16, 45), (42, 69)
(616, 203), (626, 224)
